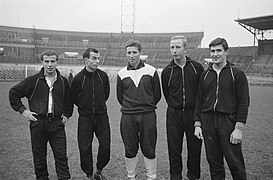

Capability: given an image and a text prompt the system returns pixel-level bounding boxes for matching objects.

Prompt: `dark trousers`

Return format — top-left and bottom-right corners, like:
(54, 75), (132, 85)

(202, 112), (246, 180)
(166, 107), (202, 180)
(30, 116), (70, 180)
(77, 114), (110, 175)
(120, 111), (157, 159)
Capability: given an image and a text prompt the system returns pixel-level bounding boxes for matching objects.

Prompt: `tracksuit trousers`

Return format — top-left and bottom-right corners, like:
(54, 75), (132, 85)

(201, 112), (246, 180)
(30, 116), (70, 180)
(77, 114), (110, 176)
(120, 111), (157, 179)
(166, 107), (202, 180)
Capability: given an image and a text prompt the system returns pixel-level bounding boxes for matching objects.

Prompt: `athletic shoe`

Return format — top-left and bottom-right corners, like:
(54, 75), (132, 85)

(94, 172), (107, 180)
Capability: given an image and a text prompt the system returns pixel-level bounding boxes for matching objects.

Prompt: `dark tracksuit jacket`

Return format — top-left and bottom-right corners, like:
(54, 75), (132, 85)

(161, 57), (204, 110)
(9, 68), (73, 179)
(193, 61), (250, 180)
(71, 67), (110, 116)
(161, 57), (204, 179)
(117, 60), (161, 158)
(194, 61), (250, 124)
(9, 68), (73, 119)
(71, 67), (110, 174)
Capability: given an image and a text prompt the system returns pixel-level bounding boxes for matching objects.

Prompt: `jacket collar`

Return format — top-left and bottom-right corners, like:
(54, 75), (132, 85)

(168, 56), (192, 68)
(82, 67), (98, 76)
(127, 60), (145, 70)
(207, 61), (234, 71)
(38, 68), (61, 79)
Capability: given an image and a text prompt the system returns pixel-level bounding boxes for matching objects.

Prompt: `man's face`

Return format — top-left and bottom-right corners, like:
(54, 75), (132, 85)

(170, 39), (186, 61)
(210, 44), (228, 65)
(126, 46), (140, 67)
(85, 52), (100, 71)
(42, 55), (58, 75)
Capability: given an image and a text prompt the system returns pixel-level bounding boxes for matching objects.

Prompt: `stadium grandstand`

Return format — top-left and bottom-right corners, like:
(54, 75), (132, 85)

(0, 14), (273, 81)
(0, 25), (203, 67)
(0, 25), (204, 80)
(235, 14), (273, 77)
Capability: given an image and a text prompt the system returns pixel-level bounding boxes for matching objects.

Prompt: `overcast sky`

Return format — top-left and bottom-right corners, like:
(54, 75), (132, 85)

(0, 0), (272, 47)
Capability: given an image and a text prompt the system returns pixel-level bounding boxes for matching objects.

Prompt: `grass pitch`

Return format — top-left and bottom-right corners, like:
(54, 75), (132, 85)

(0, 82), (272, 179)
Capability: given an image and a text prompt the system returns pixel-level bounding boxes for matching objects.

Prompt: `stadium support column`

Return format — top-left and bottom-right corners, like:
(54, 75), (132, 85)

(121, 0), (135, 33)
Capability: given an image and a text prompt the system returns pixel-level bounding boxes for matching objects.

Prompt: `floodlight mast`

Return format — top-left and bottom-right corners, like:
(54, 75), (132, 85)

(121, 0), (135, 33)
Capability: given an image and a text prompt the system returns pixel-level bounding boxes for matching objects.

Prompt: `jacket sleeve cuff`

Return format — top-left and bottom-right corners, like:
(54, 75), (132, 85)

(194, 121), (201, 127)
(235, 122), (245, 131)
(63, 113), (70, 119)
(18, 106), (27, 114)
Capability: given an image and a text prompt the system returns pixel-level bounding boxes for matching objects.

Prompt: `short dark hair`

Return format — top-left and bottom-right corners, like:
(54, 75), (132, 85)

(209, 38), (229, 51)
(41, 50), (59, 61)
(83, 48), (99, 59)
(125, 39), (142, 52)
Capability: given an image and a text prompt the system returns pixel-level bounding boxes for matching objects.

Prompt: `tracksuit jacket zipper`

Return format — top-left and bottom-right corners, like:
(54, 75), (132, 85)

(213, 72), (219, 111)
(181, 68), (185, 111)
(167, 63), (195, 111)
(92, 75), (95, 114)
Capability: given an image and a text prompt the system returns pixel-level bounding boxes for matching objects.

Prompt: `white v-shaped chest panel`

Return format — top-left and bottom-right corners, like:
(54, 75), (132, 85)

(118, 64), (156, 87)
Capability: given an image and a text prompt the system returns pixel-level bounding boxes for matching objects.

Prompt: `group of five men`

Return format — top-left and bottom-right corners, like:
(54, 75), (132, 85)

(9, 36), (249, 180)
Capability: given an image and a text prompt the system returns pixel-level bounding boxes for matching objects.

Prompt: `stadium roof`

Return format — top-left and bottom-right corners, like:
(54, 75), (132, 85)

(235, 14), (273, 30)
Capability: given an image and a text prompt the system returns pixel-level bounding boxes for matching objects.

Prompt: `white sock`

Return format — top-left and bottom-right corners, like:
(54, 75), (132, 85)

(125, 156), (138, 179)
(144, 157), (157, 180)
